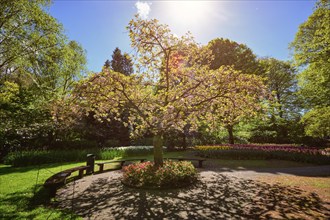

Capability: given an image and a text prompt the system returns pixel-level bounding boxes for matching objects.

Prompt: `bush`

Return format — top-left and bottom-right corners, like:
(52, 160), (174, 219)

(118, 146), (155, 157)
(122, 161), (198, 188)
(3, 146), (157, 166)
(50, 140), (99, 149)
(3, 149), (101, 166)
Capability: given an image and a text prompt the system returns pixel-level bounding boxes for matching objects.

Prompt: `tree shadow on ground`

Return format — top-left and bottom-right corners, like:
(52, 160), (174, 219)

(56, 172), (330, 219)
(201, 160), (330, 178)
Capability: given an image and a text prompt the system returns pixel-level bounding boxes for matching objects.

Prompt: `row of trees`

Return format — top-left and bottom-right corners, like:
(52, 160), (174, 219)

(0, 0), (86, 156)
(1, 0), (329, 160)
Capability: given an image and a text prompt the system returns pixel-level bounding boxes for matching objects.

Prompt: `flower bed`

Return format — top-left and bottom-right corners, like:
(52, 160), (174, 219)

(122, 161), (198, 189)
(195, 146), (232, 151)
(194, 144), (330, 164)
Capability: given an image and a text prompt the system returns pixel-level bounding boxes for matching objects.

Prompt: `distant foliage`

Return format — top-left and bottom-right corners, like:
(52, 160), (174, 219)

(290, 0), (330, 107)
(110, 47), (134, 76)
(0, 0), (86, 155)
(301, 107), (330, 138)
(208, 38), (261, 75)
(290, 0), (330, 140)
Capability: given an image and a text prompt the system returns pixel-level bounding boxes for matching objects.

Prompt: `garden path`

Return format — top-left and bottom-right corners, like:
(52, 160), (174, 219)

(55, 165), (330, 219)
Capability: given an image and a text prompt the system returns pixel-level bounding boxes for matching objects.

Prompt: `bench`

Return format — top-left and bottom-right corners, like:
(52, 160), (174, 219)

(96, 158), (147, 172)
(44, 165), (89, 195)
(165, 158), (206, 168)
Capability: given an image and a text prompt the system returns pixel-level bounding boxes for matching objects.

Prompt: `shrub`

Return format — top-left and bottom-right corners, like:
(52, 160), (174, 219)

(3, 146), (158, 166)
(99, 148), (125, 160)
(117, 146), (155, 157)
(50, 140), (98, 149)
(3, 149), (101, 166)
(122, 161), (198, 188)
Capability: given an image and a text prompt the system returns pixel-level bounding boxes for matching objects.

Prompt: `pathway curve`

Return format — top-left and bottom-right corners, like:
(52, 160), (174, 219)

(55, 166), (330, 219)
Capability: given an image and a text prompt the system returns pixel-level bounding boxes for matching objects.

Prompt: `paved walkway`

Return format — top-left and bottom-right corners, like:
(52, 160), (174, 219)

(209, 165), (330, 178)
(55, 166), (330, 219)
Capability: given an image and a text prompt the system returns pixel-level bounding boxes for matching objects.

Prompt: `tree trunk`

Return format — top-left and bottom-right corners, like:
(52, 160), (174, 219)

(47, 130), (55, 148)
(153, 134), (164, 167)
(227, 125), (234, 144)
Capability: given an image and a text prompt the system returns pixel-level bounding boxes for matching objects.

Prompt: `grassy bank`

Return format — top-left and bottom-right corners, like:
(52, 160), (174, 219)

(0, 162), (84, 219)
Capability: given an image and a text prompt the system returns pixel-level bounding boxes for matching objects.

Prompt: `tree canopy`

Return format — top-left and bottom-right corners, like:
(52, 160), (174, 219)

(0, 0), (86, 153)
(207, 38), (261, 75)
(110, 47), (134, 76)
(68, 15), (266, 166)
(290, 0), (330, 108)
(291, 0), (329, 139)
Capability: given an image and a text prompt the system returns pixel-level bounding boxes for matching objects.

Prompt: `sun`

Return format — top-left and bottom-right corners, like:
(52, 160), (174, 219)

(163, 1), (212, 32)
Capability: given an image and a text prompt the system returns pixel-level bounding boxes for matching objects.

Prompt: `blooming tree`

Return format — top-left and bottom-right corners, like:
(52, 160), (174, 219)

(70, 15), (266, 167)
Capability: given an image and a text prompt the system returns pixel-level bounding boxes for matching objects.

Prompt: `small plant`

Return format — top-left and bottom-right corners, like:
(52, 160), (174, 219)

(122, 160), (198, 188)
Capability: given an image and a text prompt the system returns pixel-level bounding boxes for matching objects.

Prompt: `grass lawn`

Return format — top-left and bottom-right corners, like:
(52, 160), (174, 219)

(0, 150), (327, 219)
(0, 162), (84, 220)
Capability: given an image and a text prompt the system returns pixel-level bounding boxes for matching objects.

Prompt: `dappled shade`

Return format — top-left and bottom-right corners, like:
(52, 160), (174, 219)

(56, 172), (329, 219)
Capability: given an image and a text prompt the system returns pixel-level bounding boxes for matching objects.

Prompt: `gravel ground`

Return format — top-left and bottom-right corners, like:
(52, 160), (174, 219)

(55, 166), (330, 219)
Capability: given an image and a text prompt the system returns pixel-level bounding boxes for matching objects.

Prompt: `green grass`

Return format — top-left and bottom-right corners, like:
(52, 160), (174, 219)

(0, 162), (84, 220)
(0, 152), (184, 220)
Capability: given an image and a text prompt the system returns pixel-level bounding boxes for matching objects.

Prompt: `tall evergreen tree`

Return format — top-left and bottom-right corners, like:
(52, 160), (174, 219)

(110, 48), (134, 76)
(104, 59), (111, 69)
(83, 48), (134, 146)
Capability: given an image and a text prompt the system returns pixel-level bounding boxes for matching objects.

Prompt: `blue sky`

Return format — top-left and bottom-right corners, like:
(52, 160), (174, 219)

(49, 0), (316, 72)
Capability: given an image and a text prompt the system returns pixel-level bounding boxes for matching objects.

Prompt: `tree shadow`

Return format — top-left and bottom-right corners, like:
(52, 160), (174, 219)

(56, 172), (330, 219)
(201, 160), (330, 178)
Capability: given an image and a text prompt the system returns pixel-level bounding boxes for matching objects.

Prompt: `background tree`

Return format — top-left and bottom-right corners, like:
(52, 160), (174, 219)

(68, 15), (266, 167)
(110, 47), (134, 76)
(301, 107), (330, 138)
(109, 48), (133, 144)
(207, 38), (261, 75)
(104, 59), (111, 69)
(204, 38), (264, 143)
(0, 0), (86, 156)
(77, 48), (135, 147)
(250, 58), (302, 143)
(290, 0), (329, 140)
